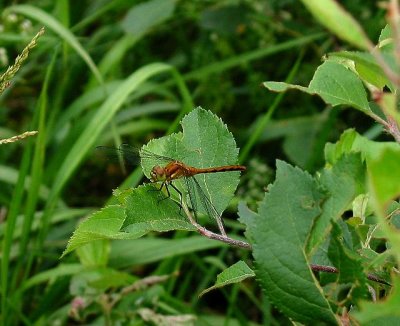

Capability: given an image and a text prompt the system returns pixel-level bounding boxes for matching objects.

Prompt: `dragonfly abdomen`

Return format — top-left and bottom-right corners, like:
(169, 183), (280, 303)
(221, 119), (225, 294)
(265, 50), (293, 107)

(188, 165), (246, 176)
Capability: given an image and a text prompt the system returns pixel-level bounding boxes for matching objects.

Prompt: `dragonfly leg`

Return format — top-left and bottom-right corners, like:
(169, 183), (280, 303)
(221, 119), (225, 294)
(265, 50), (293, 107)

(152, 182), (183, 214)
(147, 182), (170, 202)
(157, 181), (171, 202)
(169, 183), (185, 216)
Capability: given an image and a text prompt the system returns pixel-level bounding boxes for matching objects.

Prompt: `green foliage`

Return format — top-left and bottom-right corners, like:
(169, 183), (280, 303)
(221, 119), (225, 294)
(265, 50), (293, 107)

(199, 260), (255, 297)
(121, 0), (176, 37)
(1, 1), (399, 325)
(300, 0), (371, 49)
(239, 131), (399, 323)
(64, 107), (242, 255)
(354, 277), (400, 324)
(264, 60), (370, 114)
(240, 161), (337, 324)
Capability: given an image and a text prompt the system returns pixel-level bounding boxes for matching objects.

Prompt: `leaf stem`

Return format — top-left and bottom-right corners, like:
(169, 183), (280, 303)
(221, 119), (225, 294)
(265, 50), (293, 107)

(310, 264), (391, 286)
(180, 198), (251, 249)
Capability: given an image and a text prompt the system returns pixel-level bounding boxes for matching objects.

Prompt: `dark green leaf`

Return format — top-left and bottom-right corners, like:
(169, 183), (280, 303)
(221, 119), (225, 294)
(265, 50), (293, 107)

(240, 161), (337, 324)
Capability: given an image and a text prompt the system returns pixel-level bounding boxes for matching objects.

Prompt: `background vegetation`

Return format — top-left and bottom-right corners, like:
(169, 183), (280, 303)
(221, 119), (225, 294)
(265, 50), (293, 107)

(0, 0), (398, 325)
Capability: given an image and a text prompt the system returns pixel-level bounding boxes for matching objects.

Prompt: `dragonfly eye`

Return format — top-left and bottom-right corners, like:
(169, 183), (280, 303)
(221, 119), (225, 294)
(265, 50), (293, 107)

(150, 166), (166, 181)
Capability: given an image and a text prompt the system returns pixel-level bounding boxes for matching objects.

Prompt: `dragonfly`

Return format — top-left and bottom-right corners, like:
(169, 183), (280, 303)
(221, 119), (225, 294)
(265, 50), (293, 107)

(98, 144), (246, 236)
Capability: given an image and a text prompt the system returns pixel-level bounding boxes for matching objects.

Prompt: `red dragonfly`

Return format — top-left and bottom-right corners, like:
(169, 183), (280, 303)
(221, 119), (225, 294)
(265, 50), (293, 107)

(98, 144), (246, 235)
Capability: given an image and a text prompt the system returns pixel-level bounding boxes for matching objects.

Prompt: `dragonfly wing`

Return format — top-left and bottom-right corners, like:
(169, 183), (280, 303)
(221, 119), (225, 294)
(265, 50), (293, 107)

(184, 177), (199, 220)
(186, 176), (221, 222)
(139, 147), (175, 163)
(188, 176), (226, 235)
(96, 144), (175, 167)
(96, 145), (139, 166)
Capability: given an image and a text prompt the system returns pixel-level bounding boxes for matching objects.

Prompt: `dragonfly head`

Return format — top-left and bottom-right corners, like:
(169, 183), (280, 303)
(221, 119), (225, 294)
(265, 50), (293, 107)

(150, 165), (166, 182)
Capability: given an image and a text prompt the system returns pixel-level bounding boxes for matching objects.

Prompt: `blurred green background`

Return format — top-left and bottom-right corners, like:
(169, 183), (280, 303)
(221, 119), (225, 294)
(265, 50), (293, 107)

(0, 0), (386, 325)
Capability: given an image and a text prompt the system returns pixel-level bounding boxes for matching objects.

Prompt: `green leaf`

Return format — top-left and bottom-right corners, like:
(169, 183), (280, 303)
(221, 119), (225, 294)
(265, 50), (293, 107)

(307, 153), (365, 252)
(121, 185), (195, 232)
(352, 277), (400, 324)
(262, 81), (310, 93)
(62, 205), (129, 257)
(240, 161), (337, 324)
(140, 107), (243, 221)
(299, 0), (370, 50)
(264, 61), (370, 114)
(76, 240), (110, 267)
(199, 260), (255, 297)
(329, 51), (395, 90)
(379, 25), (392, 45)
(308, 61), (369, 112)
(64, 108), (243, 255)
(324, 129), (400, 165)
(121, 0), (176, 37)
(328, 223), (369, 302)
(368, 147), (400, 208)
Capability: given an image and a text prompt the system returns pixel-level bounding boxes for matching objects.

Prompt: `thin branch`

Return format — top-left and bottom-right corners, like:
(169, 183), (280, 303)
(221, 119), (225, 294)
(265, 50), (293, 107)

(310, 264), (391, 286)
(180, 198), (251, 249)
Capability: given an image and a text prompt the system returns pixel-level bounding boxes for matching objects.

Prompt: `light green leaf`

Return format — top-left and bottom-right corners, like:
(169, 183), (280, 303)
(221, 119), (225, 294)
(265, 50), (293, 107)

(264, 61), (370, 114)
(324, 129), (400, 165)
(368, 148), (400, 207)
(308, 61), (370, 112)
(378, 24), (394, 51)
(379, 25), (392, 44)
(299, 0), (370, 49)
(199, 260), (255, 297)
(62, 205), (130, 257)
(240, 161), (337, 324)
(262, 81), (310, 93)
(329, 51), (395, 90)
(76, 240), (110, 268)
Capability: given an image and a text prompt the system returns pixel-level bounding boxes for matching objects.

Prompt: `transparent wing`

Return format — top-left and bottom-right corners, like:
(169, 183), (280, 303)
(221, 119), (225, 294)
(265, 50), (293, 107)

(184, 176), (199, 220)
(96, 143), (175, 167)
(139, 147), (175, 164)
(184, 176), (225, 234)
(95, 144), (140, 166)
